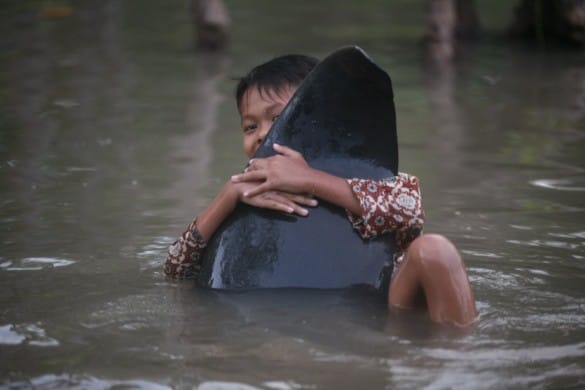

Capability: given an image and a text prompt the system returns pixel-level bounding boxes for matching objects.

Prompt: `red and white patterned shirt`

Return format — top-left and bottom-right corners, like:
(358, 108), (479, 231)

(164, 173), (424, 279)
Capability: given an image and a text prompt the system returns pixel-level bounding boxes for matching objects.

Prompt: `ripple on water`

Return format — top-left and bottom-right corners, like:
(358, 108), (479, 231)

(468, 267), (524, 289)
(530, 177), (585, 192)
(509, 225), (533, 231)
(549, 231), (585, 239)
(198, 382), (260, 390)
(506, 239), (579, 250)
(65, 166), (97, 172)
(0, 323), (59, 347)
(386, 342), (585, 389)
(423, 342), (585, 366)
(461, 250), (503, 259)
(137, 236), (173, 271)
(3, 375), (171, 389)
(197, 381), (305, 390)
(0, 257), (76, 271)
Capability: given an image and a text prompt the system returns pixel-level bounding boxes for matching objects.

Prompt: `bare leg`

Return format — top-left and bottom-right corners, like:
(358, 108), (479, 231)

(389, 234), (477, 327)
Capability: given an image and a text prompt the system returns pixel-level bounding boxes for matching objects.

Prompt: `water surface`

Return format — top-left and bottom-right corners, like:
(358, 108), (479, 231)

(1, 1), (584, 388)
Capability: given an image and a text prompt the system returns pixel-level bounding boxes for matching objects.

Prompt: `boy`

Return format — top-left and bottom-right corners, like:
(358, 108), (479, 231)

(164, 54), (477, 328)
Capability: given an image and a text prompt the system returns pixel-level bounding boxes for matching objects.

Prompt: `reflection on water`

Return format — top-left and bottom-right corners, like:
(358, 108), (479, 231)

(531, 177), (585, 192)
(1, 0), (584, 388)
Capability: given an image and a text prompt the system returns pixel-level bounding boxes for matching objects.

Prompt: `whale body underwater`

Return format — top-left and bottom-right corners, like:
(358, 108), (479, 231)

(198, 46), (399, 293)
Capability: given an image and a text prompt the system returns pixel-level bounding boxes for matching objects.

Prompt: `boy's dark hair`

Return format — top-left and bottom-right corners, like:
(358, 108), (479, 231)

(235, 54), (319, 112)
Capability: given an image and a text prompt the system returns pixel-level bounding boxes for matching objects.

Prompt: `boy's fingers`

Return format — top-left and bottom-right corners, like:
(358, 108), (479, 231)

(232, 171), (264, 182)
(244, 191), (310, 216)
(268, 194), (309, 216)
(246, 158), (267, 171)
(273, 143), (300, 157)
(243, 182), (270, 198)
(268, 202), (307, 216)
(248, 194), (305, 216)
(266, 200), (295, 214)
(245, 197), (293, 214)
(273, 143), (290, 154)
(291, 206), (309, 216)
(282, 193), (318, 207)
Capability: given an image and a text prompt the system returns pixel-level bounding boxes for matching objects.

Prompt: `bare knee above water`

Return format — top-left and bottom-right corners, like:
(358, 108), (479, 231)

(407, 234), (464, 273)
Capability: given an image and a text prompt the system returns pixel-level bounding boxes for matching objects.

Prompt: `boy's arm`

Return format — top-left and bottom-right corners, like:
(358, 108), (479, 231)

(164, 182), (239, 279)
(164, 180), (317, 279)
(345, 173), (425, 241)
(164, 218), (207, 279)
(232, 144), (363, 215)
(231, 144), (424, 240)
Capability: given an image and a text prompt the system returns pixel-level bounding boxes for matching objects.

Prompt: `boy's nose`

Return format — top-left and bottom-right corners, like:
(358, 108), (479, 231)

(257, 126), (269, 144)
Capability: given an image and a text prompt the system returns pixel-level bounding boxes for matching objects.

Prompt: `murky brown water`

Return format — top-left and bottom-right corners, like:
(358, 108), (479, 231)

(1, 1), (584, 389)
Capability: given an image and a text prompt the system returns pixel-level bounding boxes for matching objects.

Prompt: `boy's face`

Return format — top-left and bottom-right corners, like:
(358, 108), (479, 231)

(239, 84), (296, 158)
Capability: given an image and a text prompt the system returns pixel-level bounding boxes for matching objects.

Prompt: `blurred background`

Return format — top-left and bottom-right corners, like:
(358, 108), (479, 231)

(1, 1), (584, 388)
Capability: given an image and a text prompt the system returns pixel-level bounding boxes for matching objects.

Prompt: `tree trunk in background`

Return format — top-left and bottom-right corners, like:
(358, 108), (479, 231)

(455, 0), (480, 39)
(425, 0), (457, 60)
(424, 0), (480, 61)
(191, 0), (230, 50)
(509, 0), (585, 47)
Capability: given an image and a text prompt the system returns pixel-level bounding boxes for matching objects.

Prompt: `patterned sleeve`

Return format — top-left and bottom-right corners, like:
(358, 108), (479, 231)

(164, 218), (207, 279)
(346, 172), (425, 249)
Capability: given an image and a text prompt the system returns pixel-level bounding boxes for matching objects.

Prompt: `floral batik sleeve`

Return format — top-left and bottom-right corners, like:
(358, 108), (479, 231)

(164, 218), (207, 279)
(346, 172), (425, 252)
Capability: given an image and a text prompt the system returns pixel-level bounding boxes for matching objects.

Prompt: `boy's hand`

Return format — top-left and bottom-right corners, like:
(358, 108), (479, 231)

(234, 181), (317, 216)
(231, 144), (313, 198)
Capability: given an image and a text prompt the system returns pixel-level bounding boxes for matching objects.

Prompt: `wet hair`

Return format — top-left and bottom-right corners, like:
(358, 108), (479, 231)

(235, 54), (319, 112)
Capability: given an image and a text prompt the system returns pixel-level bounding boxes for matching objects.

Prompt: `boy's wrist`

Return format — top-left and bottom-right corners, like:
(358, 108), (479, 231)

(304, 167), (320, 196)
(221, 181), (240, 211)
(231, 181), (242, 205)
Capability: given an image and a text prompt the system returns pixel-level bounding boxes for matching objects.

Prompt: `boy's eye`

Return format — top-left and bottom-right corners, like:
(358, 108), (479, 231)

(243, 124), (257, 133)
